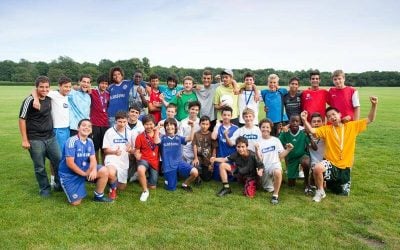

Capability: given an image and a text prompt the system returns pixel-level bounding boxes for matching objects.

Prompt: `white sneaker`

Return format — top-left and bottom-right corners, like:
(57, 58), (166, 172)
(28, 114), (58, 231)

(312, 189), (326, 202)
(140, 191), (149, 202)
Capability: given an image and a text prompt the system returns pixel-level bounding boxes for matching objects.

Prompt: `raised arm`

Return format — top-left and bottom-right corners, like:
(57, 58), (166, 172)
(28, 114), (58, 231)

(300, 111), (316, 135)
(278, 143), (293, 160)
(367, 96), (378, 124)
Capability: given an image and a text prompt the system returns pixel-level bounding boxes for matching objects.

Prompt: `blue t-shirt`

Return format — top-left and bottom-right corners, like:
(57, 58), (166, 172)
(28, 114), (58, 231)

(108, 80), (133, 118)
(159, 85), (183, 119)
(68, 89), (91, 130)
(261, 88), (288, 123)
(59, 135), (95, 176)
(160, 135), (186, 172)
(216, 124), (238, 157)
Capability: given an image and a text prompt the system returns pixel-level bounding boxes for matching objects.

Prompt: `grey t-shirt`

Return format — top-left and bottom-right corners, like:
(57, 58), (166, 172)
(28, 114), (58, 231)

(195, 84), (219, 121)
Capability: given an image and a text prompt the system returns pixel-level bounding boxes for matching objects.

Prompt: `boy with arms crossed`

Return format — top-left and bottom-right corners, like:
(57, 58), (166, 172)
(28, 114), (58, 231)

(283, 77), (302, 120)
(69, 74), (92, 136)
(148, 74), (163, 124)
(301, 70), (328, 122)
(301, 96), (378, 202)
(59, 119), (113, 205)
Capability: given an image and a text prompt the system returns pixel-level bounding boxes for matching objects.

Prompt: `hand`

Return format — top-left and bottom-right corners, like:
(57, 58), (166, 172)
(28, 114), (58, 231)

(257, 168), (264, 177)
(126, 143), (133, 153)
(188, 120), (194, 127)
(176, 90), (183, 98)
(280, 124), (289, 133)
(286, 143), (294, 150)
(208, 164), (213, 171)
(254, 93), (260, 102)
(87, 169), (97, 181)
(159, 93), (164, 101)
(254, 143), (260, 150)
(370, 96), (378, 104)
(210, 157), (216, 164)
(300, 111), (308, 121)
(223, 128), (229, 137)
(341, 115), (351, 123)
(22, 140), (30, 150)
(264, 106), (268, 113)
(138, 86), (144, 95)
(192, 158), (199, 167)
(115, 146), (121, 156)
(33, 99), (40, 110)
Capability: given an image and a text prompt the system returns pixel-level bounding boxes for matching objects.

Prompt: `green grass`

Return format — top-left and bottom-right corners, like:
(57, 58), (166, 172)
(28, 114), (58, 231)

(1, 86), (399, 249)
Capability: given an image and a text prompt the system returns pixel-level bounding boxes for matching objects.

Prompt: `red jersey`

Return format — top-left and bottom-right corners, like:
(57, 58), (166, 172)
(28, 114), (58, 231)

(90, 89), (110, 127)
(149, 88), (162, 124)
(328, 86), (358, 121)
(301, 88), (328, 121)
(135, 132), (160, 171)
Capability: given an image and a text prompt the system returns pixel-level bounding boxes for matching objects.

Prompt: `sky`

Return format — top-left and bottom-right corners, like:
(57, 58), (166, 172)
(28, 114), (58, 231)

(0, 0), (399, 73)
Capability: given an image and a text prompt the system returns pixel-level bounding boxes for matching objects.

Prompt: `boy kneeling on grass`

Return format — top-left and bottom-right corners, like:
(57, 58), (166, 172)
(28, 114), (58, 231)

(211, 136), (264, 198)
(300, 96), (378, 202)
(59, 119), (113, 205)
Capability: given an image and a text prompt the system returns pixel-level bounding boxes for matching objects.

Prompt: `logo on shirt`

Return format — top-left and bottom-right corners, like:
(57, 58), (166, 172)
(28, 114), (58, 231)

(63, 103), (69, 108)
(244, 134), (258, 140)
(123, 84), (128, 90)
(113, 139), (128, 144)
(261, 146), (276, 153)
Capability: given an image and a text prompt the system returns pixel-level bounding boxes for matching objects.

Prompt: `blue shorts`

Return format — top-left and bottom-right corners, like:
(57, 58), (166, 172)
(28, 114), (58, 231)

(164, 161), (193, 191)
(53, 127), (70, 154)
(137, 160), (159, 187)
(60, 165), (103, 203)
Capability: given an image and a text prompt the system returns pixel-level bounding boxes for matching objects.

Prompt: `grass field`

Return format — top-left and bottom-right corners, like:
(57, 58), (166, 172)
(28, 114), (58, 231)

(0, 86), (399, 249)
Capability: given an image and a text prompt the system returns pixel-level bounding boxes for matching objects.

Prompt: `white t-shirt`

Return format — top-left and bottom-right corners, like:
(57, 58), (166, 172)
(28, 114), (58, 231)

(258, 136), (284, 170)
(103, 126), (135, 169)
(179, 117), (200, 162)
(48, 90), (69, 128)
(238, 90), (260, 125)
(126, 120), (145, 135)
(310, 136), (325, 166)
(230, 125), (262, 152)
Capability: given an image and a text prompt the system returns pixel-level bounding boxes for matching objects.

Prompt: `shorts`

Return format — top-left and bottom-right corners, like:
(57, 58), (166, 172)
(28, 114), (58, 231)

(197, 164), (212, 181)
(137, 160), (159, 187)
(164, 162), (193, 191)
(60, 165), (103, 203)
(92, 125), (108, 151)
(286, 155), (309, 179)
(320, 160), (351, 195)
(261, 163), (282, 191)
(105, 155), (129, 183)
(53, 127), (70, 153)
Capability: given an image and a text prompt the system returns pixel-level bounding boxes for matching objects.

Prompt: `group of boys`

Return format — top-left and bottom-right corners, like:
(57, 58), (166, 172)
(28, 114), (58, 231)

(19, 68), (378, 205)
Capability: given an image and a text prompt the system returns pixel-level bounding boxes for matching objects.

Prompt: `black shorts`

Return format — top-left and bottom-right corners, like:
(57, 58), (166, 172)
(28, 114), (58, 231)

(92, 125), (109, 151)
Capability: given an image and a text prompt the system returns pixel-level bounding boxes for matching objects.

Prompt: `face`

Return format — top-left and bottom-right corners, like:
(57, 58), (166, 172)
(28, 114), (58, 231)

(116, 118), (127, 130)
(200, 120), (210, 132)
(134, 73), (143, 84)
(243, 113), (254, 124)
(244, 77), (254, 87)
(289, 116), (301, 133)
(236, 142), (248, 156)
(166, 107), (177, 118)
(150, 78), (159, 89)
(59, 82), (72, 96)
(113, 71), (123, 84)
(260, 122), (272, 136)
(78, 120), (92, 136)
(326, 110), (341, 125)
(98, 81), (109, 92)
(222, 74), (232, 87)
(332, 75), (345, 89)
(37, 82), (50, 98)
(289, 80), (299, 92)
(129, 109), (140, 121)
(167, 80), (176, 89)
(268, 79), (279, 91)
(144, 121), (155, 133)
(165, 122), (176, 135)
(311, 117), (323, 128)
(310, 75), (320, 88)
(202, 74), (212, 87)
(189, 106), (200, 118)
(80, 77), (91, 92)
(183, 80), (193, 91)
(221, 111), (232, 123)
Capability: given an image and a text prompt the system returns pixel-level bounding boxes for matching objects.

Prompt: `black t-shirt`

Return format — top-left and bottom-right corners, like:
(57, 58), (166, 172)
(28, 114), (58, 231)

(283, 91), (302, 120)
(19, 95), (54, 140)
(227, 150), (263, 178)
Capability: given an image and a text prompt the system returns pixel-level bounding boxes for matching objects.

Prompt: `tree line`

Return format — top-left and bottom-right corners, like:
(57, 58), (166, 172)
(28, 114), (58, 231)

(0, 56), (399, 86)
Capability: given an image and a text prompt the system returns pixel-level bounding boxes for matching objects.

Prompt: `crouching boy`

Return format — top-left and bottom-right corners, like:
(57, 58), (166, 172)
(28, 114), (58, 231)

(211, 136), (264, 198)
(59, 119), (113, 205)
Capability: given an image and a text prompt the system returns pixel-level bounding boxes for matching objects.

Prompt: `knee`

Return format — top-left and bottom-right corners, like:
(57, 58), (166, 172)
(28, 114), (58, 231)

(273, 169), (282, 178)
(301, 157), (311, 168)
(313, 164), (324, 175)
(137, 166), (146, 175)
(191, 168), (199, 177)
(219, 163), (230, 171)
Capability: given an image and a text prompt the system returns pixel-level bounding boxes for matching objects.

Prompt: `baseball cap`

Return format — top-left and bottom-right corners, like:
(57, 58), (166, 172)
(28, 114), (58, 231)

(221, 69), (233, 77)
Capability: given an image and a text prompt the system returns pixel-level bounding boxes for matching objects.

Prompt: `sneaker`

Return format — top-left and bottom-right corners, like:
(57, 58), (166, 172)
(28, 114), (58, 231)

(271, 196), (279, 205)
(93, 195), (113, 203)
(194, 177), (202, 187)
(129, 172), (138, 182)
(181, 185), (193, 192)
(298, 170), (305, 179)
(217, 187), (232, 197)
(312, 189), (326, 202)
(108, 188), (117, 200)
(304, 186), (314, 195)
(53, 183), (63, 192)
(140, 191), (149, 202)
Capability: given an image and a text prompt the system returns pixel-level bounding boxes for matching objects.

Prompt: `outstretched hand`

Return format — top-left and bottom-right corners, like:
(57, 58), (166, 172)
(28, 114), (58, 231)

(370, 96), (378, 104)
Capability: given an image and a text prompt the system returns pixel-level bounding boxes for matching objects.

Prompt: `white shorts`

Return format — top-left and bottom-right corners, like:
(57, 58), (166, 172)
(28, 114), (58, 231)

(261, 163), (282, 192)
(105, 155), (129, 184)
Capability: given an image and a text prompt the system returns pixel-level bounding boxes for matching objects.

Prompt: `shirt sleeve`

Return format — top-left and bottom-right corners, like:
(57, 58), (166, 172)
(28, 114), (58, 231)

(352, 90), (360, 107)
(229, 129), (240, 145)
(65, 138), (77, 157)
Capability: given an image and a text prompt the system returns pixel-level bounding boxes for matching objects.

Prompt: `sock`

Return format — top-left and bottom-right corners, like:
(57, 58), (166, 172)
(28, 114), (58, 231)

(223, 183), (230, 188)
(272, 194), (278, 198)
(109, 181), (117, 189)
(94, 191), (104, 198)
(182, 183), (188, 187)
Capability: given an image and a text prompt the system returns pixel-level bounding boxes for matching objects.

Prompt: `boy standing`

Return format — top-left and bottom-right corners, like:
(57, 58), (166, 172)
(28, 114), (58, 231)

(214, 69), (240, 125)
(328, 69), (360, 122)
(159, 75), (183, 120)
(168, 76), (198, 121)
(69, 74), (92, 136)
(59, 119), (113, 205)
(19, 76), (61, 196)
(301, 70), (328, 122)
(179, 101), (201, 163)
(283, 77), (302, 120)
(129, 70), (148, 117)
(148, 74), (163, 124)
(108, 67), (133, 125)
(300, 96), (378, 202)
(238, 72), (260, 126)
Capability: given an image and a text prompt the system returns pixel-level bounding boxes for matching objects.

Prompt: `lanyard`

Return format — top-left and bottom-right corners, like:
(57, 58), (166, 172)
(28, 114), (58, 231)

(113, 126), (127, 142)
(332, 125), (344, 160)
(144, 132), (157, 150)
(244, 90), (253, 107)
(97, 89), (107, 112)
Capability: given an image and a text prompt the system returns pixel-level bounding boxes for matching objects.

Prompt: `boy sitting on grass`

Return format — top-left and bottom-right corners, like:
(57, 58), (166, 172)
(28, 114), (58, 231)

(211, 136), (264, 198)
(59, 119), (113, 205)
(301, 96), (378, 202)
(160, 118), (198, 192)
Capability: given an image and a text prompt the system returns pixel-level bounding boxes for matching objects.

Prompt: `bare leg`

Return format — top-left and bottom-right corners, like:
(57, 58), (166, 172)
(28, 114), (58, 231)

(137, 165), (148, 192)
(219, 163), (232, 183)
(95, 167), (109, 194)
(273, 169), (282, 197)
(183, 168), (199, 185)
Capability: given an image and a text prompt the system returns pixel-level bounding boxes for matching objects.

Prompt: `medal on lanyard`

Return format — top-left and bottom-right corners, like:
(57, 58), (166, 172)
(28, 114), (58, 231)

(98, 89), (107, 113)
(145, 132), (157, 156)
(245, 90), (253, 107)
(332, 125), (344, 160)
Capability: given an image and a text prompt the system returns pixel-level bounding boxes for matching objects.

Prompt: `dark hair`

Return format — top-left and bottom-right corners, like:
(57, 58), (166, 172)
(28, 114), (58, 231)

(167, 75), (177, 84)
(164, 118), (178, 134)
(289, 76), (300, 84)
(259, 118), (274, 129)
(58, 76), (72, 86)
(221, 106), (233, 115)
(129, 104), (141, 113)
(115, 111), (128, 120)
(202, 70), (212, 76)
(149, 74), (159, 81)
(166, 103), (177, 111)
(289, 114), (301, 121)
(79, 74), (92, 82)
(78, 119), (91, 128)
(199, 115), (211, 123)
(309, 70), (320, 79)
(96, 74), (109, 85)
(35, 76), (50, 87)
(142, 114), (155, 125)
(310, 112), (322, 119)
(235, 136), (248, 146)
(109, 66), (125, 83)
(243, 72), (255, 80)
(325, 106), (340, 114)
(133, 69), (143, 76)
(188, 101), (201, 110)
